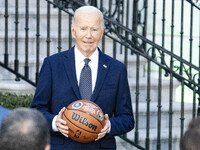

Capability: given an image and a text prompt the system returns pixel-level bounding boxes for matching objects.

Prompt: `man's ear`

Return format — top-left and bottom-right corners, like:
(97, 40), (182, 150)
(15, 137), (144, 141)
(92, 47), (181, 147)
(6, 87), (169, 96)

(71, 24), (76, 39)
(44, 144), (50, 150)
(100, 28), (104, 39)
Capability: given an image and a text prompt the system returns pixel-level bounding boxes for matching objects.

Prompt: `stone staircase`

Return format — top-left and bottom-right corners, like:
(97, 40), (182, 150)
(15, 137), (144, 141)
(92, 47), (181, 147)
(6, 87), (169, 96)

(116, 101), (193, 150)
(0, 1), (194, 150)
(0, 0), (70, 93)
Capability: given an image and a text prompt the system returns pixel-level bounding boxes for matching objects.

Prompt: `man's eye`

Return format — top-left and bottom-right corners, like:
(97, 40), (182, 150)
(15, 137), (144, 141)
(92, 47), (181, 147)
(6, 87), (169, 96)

(81, 28), (86, 30)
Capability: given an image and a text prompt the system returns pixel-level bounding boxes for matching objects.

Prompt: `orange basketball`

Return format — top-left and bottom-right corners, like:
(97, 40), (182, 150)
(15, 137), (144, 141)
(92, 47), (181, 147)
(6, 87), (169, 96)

(62, 100), (105, 143)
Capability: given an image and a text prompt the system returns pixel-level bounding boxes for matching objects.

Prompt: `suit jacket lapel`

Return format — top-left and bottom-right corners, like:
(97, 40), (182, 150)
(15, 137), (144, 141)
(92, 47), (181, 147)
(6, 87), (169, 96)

(91, 50), (110, 102)
(63, 47), (81, 100)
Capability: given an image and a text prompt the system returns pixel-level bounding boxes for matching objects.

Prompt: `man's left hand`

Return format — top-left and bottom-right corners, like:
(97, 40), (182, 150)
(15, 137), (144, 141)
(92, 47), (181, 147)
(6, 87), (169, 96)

(95, 114), (110, 141)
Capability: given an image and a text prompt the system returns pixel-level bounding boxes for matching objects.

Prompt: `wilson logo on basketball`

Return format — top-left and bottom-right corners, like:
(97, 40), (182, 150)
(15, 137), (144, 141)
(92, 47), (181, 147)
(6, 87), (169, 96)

(71, 112), (97, 131)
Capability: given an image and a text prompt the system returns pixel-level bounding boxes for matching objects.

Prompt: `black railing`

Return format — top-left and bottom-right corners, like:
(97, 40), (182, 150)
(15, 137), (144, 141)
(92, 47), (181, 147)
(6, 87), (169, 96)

(0, 0), (200, 150)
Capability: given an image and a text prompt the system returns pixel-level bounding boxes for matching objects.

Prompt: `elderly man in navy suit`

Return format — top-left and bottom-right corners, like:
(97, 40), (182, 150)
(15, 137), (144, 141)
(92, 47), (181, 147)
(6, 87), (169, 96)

(31, 5), (134, 150)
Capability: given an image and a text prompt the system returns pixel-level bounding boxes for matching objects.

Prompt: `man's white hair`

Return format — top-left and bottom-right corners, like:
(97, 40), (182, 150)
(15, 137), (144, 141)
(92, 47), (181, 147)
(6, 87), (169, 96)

(72, 6), (104, 28)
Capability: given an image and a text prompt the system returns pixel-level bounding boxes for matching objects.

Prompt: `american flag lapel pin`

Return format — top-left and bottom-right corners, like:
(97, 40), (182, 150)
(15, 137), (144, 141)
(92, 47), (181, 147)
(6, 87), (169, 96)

(103, 64), (107, 68)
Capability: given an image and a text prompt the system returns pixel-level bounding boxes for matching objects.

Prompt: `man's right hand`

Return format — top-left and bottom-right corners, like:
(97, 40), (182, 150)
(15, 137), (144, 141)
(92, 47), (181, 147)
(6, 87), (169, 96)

(56, 107), (69, 137)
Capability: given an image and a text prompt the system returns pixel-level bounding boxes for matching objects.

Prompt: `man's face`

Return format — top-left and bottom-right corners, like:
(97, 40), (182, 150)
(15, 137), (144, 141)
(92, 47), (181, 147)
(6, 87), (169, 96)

(71, 12), (104, 57)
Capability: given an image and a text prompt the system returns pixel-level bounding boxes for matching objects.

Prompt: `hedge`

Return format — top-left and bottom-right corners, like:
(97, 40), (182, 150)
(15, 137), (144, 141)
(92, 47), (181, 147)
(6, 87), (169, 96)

(0, 92), (33, 109)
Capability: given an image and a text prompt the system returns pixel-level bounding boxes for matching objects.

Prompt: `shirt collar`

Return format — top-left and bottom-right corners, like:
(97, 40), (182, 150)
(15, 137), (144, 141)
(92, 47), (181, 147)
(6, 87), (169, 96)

(74, 46), (99, 65)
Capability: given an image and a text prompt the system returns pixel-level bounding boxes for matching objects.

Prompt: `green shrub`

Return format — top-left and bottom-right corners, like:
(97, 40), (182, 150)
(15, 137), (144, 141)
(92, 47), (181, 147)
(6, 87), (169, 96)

(0, 92), (33, 109)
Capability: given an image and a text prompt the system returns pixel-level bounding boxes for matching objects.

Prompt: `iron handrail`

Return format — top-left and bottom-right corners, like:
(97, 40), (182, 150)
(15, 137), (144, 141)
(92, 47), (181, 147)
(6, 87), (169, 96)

(48, 0), (200, 92)
(186, 0), (200, 10)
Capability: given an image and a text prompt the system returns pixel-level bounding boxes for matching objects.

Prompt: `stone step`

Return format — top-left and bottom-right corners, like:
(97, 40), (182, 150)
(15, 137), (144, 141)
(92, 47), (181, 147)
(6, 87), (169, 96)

(0, 80), (35, 95)
(100, 37), (147, 78)
(0, 7), (70, 33)
(132, 102), (194, 130)
(116, 126), (183, 150)
(0, 31), (70, 56)
(129, 76), (180, 102)
(0, 55), (43, 81)
(0, 1), (48, 9)
(115, 102), (194, 149)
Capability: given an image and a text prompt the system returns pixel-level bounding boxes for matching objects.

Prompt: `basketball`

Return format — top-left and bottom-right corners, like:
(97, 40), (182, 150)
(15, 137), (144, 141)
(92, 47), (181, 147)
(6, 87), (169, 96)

(62, 100), (105, 143)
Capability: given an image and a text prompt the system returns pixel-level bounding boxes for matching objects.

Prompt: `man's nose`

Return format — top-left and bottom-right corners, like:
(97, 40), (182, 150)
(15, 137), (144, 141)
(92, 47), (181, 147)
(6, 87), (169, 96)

(86, 30), (92, 38)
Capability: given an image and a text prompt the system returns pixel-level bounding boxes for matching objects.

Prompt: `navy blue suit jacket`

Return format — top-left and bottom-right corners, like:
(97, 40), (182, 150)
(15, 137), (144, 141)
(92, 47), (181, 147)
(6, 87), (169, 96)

(31, 47), (134, 150)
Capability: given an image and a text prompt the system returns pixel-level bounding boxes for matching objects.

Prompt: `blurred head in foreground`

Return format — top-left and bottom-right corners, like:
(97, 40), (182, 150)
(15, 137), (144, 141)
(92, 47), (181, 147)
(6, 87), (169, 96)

(0, 108), (50, 150)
